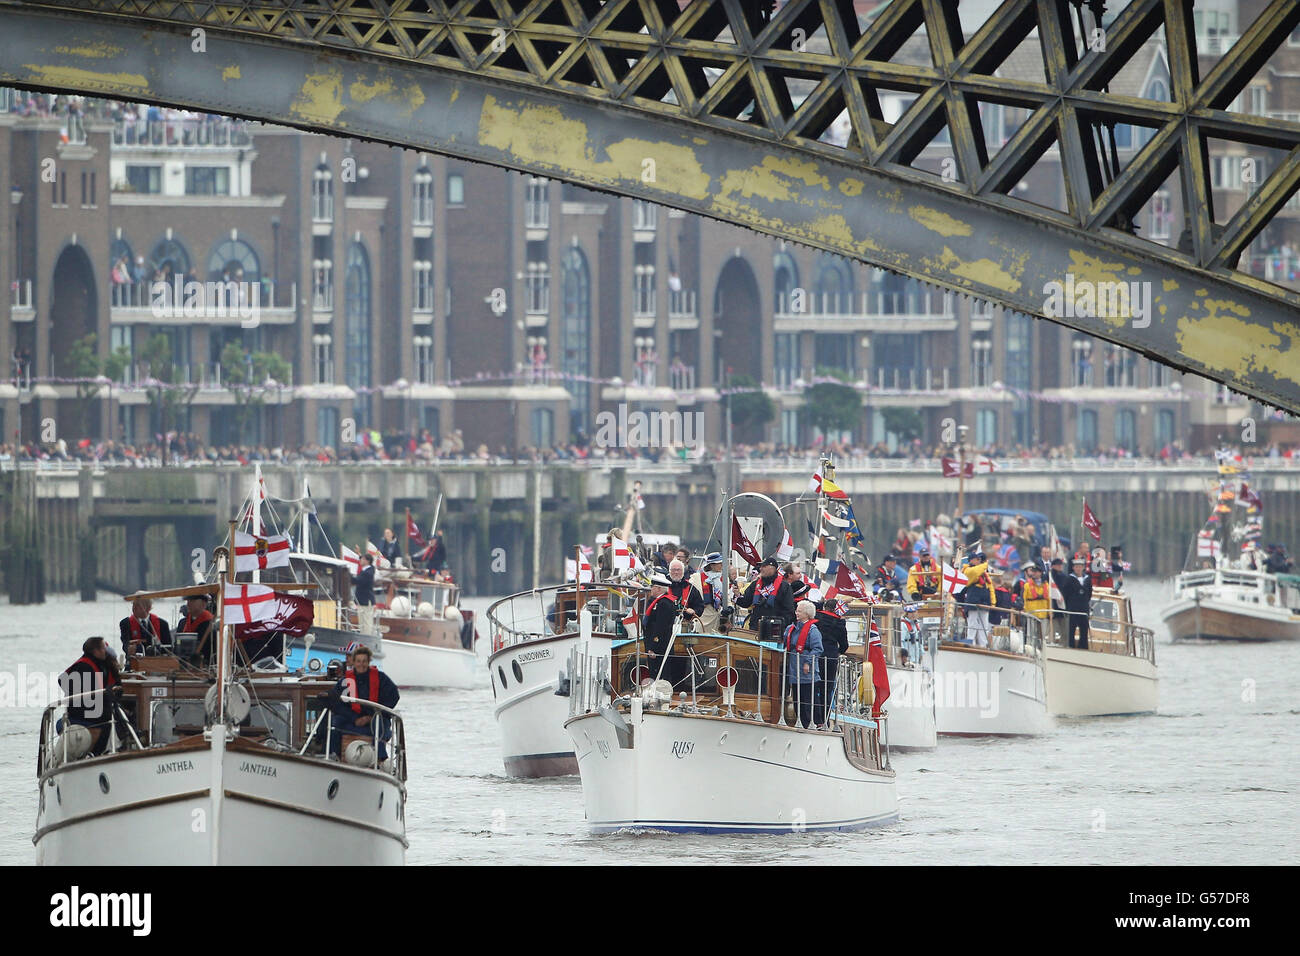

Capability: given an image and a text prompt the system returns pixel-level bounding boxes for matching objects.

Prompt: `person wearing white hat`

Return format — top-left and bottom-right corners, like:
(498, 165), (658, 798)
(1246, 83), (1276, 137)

(642, 574), (682, 685)
(691, 552), (727, 633)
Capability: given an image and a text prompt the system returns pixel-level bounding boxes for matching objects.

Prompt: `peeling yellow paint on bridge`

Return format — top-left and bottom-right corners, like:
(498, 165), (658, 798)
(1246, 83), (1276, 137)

(53, 43), (121, 59)
(291, 69), (346, 125)
(930, 247), (1021, 294)
(1176, 307), (1300, 383)
(21, 63), (148, 93)
(222, 65), (241, 81)
(909, 206), (972, 237)
(478, 95), (709, 199)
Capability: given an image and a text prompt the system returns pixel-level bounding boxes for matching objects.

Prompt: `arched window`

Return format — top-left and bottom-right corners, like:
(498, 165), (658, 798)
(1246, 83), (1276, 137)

(1115, 409), (1137, 452)
(345, 241), (372, 421)
(815, 255), (853, 313)
(148, 237), (191, 280)
(206, 238), (260, 284)
(561, 247), (590, 434)
(773, 251), (799, 312)
(1077, 408), (1099, 453)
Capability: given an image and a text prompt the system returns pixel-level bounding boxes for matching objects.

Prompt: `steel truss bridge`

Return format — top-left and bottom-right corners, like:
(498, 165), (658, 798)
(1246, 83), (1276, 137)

(2, 0), (1299, 408)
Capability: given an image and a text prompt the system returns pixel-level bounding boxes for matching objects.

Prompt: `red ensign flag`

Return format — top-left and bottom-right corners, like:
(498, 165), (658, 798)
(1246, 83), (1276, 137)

(1082, 499), (1102, 542)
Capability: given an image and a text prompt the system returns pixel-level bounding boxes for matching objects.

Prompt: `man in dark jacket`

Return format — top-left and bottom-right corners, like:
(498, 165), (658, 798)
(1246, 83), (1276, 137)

(642, 574), (684, 688)
(378, 528), (401, 567)
(119, 596), (172, 660)
(737, 558), (795, 640)
(355, 554), (376, 635)
(810, 588), (849, 727)
(60, 637), (122, 756)
(1052, 557), (1093, 648)
(328, 645), (400, 759)
(667, 559), (705, 628)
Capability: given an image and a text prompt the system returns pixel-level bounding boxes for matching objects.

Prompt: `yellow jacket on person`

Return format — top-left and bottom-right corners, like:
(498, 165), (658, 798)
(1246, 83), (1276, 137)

(1022, 579), (1051, 619)
(907, 560), (941, 596)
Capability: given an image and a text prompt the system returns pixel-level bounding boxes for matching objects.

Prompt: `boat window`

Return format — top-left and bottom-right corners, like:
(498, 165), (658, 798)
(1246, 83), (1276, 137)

(1088, 599), (1120, 632)
(430, 586), (447, 612)
(150, 699), (207, 744)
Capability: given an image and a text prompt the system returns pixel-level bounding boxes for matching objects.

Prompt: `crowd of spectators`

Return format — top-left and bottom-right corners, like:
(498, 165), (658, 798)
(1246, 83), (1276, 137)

(3, 430), (1297, 468)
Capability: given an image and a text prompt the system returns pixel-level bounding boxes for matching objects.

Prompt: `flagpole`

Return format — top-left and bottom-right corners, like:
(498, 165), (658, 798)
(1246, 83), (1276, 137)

(404, 506), (411, 568)
(252, 463), (263, 585)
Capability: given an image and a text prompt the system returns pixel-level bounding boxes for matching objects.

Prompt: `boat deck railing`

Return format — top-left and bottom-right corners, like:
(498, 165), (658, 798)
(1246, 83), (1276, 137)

(1042, 610), (1157, 664)
(571, 631), (883, 738)
(302, 696), (407, 781)
(37, 688), (145, 775)
(487, 582), (644, 653)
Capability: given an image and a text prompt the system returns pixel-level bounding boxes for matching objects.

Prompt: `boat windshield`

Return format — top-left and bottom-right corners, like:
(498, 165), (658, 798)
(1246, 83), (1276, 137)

(1088, 598), (1120, 633)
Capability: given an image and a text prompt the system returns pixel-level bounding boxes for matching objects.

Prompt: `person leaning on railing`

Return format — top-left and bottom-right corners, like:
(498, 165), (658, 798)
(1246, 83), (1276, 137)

(59, 637), (123, 757)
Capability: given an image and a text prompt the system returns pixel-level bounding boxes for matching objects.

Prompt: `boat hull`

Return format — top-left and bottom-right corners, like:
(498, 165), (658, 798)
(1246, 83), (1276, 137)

(566, 709), (897, 833)
(35, 740), (406, 865)
(1161, 598), (1300, 642)
(933, 644), (1050, 736)
(490, 634), (613, 777)
(1044, 645), (1158, 716)
(882, 664), (937, 749)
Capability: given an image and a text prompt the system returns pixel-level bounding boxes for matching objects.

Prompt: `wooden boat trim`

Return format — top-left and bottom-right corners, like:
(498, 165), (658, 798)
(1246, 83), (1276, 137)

(937, 641), (1039, 663)
(34, 789), (210, 843)
(221, 791), (409, 848)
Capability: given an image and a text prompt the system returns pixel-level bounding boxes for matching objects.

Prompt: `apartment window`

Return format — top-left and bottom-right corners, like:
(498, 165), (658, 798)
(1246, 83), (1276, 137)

(1211, 156), (1242, 190)
(317, 406), (339, 448)
(633, 199), (657, 231)
(59, 171), (67, 206)
(312, 335), (333, 384)
(971, 336), (993, 387)
(1115, 409), (1137, 451)
(1077, 408), (1098, 453)
(633, 264), (656, 315)
(185, 166), (230, 196)
(312, 165), (334, 222)
(312, 259), (333, 310)
(1155, 409), (1175, 448)
(414, 335), (435, 385)
(125, 165), (162, 194)
(1150, 361), (1173, 388)
(412, 166), (434, 225)
(1149, 189), (1172, 240)
(79, 171), (97, 207)
(447, 173), (464, 206)
(975, 409), (997, 448)
(1248, 85), (1268, 116)
(413, 260), (434, 312)
(781, 408), (799, 446)
(530, 407), (554, 448)
(525, 177), (549, 229)
(524, 261), (550, 314)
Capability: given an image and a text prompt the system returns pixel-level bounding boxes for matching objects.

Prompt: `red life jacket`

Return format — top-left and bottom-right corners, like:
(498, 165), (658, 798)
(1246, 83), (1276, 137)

(344, 667), (381, 714)
(912, 560), (939, 590)
(182, 609), (213, 632)
(69, 654), (118, 688)
(784, 619), (816, 652)
(127, 613), (163, 644)
(756, 573), (785, 601)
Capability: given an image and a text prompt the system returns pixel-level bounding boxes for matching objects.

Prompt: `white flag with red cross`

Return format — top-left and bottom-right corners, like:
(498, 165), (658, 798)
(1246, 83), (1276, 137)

(223, 583), (279, 625)
(234, 531), (291, 573)
(940, 562), (968, 595)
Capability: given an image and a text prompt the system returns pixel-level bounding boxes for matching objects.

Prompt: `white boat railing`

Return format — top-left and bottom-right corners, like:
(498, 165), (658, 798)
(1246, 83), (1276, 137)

(487, 582), (644, 653)
(305, 695), (407, 780)
(37, 687), (145, 776)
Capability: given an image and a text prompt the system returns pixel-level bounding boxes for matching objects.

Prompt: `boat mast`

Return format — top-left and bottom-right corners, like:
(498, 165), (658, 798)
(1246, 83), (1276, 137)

(301, 475), (312, 557)
(208, 520), (235, 866)
(252, 462), (263, 585)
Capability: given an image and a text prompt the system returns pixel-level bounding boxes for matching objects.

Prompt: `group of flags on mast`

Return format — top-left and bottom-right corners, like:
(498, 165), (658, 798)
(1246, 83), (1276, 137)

(940, 456), (996, 478)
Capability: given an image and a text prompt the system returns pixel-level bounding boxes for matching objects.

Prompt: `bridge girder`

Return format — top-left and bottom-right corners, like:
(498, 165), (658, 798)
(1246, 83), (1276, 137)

(2, 0), (1299, 408)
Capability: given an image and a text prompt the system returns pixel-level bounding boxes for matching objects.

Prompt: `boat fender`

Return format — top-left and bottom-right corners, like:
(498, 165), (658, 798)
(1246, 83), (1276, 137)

(445, 605), (463, 624)
(204, 683), (251, 724)
(857, 662), (875, 707)
(343, 739), (376, 767)
(416, 601), (436, 619)
(51, 725), (93, 766)
(389, 596), (412, 617)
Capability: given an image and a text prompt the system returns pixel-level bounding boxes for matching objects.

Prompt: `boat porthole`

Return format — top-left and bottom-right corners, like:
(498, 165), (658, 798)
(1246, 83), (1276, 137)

(98, 773), (110, 794)
(308, 657), (322, 673)
(718, 732), (728, 746)
(378, 791), (384, 810)
(498, 666), (509, 688)
(327, 779), (339, 800)
(512, 660), (524, 684)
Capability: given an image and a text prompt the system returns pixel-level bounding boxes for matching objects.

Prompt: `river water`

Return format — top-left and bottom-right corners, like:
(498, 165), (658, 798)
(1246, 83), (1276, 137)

(2, 578), (1296, 865)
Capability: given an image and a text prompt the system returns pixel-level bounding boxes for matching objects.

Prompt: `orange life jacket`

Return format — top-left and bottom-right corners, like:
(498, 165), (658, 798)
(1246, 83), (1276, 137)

(69, 654), (118, 689)
(127, 613), (163, 644)
(784, 619), (816, 652)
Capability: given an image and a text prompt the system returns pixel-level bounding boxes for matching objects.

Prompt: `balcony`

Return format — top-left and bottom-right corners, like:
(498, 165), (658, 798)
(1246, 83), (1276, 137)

(669, 364), (697, 391)
(10, 279), (34, 320)
(311, 191), (334, 227)
(525, 199), (549, 231)
(668, 288), (698, 328)
(774, 288), (956, 332)
(412, 195), (434, 228)
(633, 200), (657, 237)
(116, 360), (294, 393)
(109, 279), (297, 324)
(413, 262), (435, 317)
(112, 115), (253, 148)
